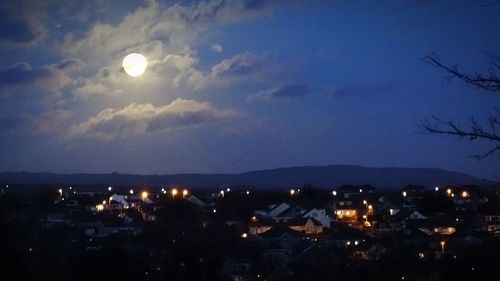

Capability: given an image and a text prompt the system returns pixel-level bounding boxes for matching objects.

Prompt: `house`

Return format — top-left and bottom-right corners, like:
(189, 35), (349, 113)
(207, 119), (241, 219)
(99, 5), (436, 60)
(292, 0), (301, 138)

(186, 195), (207, 208)
(287, 217), (324, 234)
(259, 224), (305, 250)
(333, 185), (376, 208)
(249, 216), (324, 235)
(380, 208), (428, 231)
(351, 240), (387, 260)
(302, 208), (331, 228)
(258, 225), (311, 264)
(329, 223), (370, 248)
(268, 203), (291, 220)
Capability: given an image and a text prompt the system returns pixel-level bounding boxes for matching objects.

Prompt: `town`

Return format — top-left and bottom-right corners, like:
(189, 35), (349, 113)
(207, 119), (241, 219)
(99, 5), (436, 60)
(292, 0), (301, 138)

(1, 183), (499, 281)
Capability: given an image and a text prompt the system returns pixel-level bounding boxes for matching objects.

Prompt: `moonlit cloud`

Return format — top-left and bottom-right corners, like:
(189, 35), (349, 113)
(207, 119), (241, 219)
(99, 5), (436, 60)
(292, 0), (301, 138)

(211, 52), (263, 77)
(0, 109), (72, 134)
(211, 43), (223, 53)
(0, 61), (73, 96)
(247, 83), (310, 102)
(69, 98), (237, 139)
(62, 0), (277, 57)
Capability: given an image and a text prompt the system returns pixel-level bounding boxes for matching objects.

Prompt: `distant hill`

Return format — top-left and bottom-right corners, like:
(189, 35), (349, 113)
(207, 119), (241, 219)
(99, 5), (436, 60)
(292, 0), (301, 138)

(0, 165), (494, 189)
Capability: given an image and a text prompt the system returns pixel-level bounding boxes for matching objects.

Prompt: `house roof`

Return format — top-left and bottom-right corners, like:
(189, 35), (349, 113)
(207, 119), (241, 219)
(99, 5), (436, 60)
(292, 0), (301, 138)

(389, 209), (428, 222)
(287, 217), (323, 227)
(329, 223), (369, 240)
(259, 224), (304, 239)
(395, 227), (431, 239)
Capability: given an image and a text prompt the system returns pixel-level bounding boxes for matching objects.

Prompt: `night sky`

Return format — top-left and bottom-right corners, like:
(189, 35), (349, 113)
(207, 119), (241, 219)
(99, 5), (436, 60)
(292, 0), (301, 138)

(1, 0), (499, 179)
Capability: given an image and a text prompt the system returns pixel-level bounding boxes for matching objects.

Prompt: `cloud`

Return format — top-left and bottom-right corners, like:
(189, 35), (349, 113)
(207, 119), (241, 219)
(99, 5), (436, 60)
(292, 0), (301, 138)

(62, 0), (278, 57)
(0, 61), (73, 96)
(0, 2), (46, 48)
(211, 52), (263, 77)
(69, 98), (237, 139)
(0, 109), (72, 134)
(247, 83), (310, 102)
(53, 58), (86, 72)
(74, 46), (207, 99)
(211, 43), (223, 53)
(333, 82), (397, 98)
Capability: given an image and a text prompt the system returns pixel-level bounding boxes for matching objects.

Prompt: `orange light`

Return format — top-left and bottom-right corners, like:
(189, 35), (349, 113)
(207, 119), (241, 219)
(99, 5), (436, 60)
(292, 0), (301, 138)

(142, 191), (148, 199)
(171, 188), (178, 198)
(182, 189), (189, 197)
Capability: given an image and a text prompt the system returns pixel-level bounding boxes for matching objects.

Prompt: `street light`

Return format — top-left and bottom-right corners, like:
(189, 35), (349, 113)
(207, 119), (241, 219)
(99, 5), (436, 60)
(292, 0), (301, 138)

(290, 189), (296, 196)
(440, 241), (446, 253)
(171, 188), (178, 199)
(142, 191), (148, 199)
(129, 189), (134, 195)
(182, 189), (188, 198)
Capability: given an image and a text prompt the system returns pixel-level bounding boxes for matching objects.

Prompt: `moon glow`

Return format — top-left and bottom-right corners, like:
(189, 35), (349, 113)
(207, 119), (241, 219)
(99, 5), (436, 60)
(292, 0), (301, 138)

(122, 53), (148, 77)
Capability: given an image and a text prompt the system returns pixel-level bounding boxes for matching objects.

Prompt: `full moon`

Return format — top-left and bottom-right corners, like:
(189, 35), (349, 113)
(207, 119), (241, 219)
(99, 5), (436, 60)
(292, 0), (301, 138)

(122, 53), (147, 77)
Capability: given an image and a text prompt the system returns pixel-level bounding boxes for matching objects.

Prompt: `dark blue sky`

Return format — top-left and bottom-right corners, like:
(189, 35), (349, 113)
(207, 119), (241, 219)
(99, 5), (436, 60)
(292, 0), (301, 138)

(1, 0), (499, 180)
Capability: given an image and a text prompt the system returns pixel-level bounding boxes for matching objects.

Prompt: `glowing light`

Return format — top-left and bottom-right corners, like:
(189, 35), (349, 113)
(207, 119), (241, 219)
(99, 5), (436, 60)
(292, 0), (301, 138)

(336, 210), (342, 215)
(359, 189), (363, 193)
(354, 240), (359, 245)
(246, 190), (250, 195)
(251, 216), (257, 222)
(102, 200), (106, 205)
(290, 189), (296, 196)
(461, 191), (468, 198)
(402, 191), (407, 197)
(440, 240), (446, 253)
(389, 208), (394, 215)
(129, 189), (134, 195)
(418, 252), (425, 259)
(332, 190), (337, 196)
(363, 200), (367, 205)
(58, 188), (63, 196)
(122, 53), (147, 77)
(346, 241), (351, 245)
(434, 186), (439, 192)
(96, 204), (104, 211)
(108, 186), (112, 191)
(446, 188), (452, 195)
(213, 209), (217, 213)
(368, 205), (373, 210)
(182, 189), (189, 198)
(142, 191), (148, 199)
(241, 233), (248, 238)
(171, 188), (178, 198)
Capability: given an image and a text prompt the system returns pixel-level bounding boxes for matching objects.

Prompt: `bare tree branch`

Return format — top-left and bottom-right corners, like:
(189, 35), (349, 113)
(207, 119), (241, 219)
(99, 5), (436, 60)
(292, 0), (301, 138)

(419, 110), (500, 159)
(422, 53), (500, 91)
